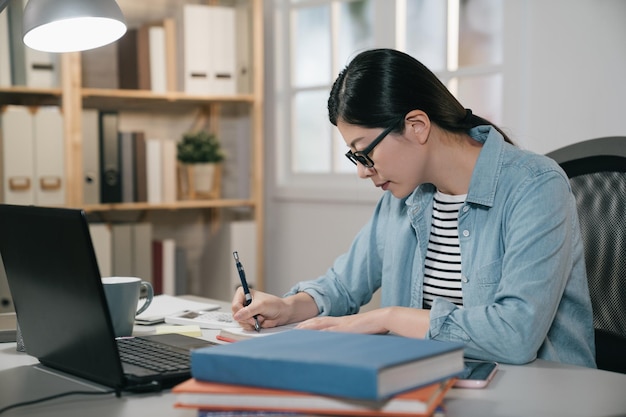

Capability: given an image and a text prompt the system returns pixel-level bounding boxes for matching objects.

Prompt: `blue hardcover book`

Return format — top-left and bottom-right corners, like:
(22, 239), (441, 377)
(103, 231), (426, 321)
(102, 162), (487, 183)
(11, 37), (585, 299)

(191, 329), (464, 401)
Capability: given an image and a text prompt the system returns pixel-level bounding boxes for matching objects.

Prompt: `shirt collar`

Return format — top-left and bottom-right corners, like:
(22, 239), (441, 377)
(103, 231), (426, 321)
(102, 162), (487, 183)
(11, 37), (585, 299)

(406, 125), (504, 209)
(464, 125), (504, 208)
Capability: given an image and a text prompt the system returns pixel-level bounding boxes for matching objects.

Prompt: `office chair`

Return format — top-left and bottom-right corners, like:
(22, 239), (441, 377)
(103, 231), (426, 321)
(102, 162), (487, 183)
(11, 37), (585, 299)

(547, 137), (626, 374)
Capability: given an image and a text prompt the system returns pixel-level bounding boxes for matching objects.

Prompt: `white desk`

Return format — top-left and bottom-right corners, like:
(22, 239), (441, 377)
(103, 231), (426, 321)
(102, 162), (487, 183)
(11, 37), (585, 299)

(1, 298), (626, 417)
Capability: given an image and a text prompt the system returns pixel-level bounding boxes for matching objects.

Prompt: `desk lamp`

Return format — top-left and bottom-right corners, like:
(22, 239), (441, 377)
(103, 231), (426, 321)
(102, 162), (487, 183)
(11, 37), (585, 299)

(0, 0), (126, 53)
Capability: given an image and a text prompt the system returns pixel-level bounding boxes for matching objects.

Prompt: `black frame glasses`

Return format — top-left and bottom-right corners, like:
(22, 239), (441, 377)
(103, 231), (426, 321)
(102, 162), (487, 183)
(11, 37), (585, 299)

(345, 122), (398, 168)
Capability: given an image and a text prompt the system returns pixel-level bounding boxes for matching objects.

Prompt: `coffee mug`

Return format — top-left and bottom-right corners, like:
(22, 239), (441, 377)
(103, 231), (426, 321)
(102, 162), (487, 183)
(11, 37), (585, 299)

(102, 277), (154, 338)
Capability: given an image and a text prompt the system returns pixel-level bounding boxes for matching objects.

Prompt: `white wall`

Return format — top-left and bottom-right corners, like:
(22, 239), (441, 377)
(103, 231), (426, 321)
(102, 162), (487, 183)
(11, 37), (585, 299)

(262, 0), (626, 297)
(502, 0), (626, 154)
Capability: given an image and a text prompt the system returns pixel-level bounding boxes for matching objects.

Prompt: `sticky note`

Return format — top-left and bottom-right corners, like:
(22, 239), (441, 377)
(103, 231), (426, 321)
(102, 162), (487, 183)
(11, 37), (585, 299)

(155, 325), (202, 337)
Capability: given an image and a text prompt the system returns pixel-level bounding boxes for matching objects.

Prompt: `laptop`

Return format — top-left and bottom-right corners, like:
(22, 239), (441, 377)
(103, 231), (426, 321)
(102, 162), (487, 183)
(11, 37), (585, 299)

(0, 204), (217, 394)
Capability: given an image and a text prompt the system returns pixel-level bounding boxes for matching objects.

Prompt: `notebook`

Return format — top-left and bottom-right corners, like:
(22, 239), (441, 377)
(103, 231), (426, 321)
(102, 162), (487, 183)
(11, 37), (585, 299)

(0, 204), (217, 394)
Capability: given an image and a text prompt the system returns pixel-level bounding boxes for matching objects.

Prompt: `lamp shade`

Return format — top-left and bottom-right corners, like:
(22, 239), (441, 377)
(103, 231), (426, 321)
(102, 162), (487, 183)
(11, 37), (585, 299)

(23, 0), (127, 53)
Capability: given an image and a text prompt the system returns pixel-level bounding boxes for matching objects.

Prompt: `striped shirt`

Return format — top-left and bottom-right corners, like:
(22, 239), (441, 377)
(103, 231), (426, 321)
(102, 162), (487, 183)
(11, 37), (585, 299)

(423, 191), (466, 309)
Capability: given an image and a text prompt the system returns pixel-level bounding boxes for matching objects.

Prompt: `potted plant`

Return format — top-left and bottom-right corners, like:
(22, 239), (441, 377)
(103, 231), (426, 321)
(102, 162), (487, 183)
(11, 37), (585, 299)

(177, 130), (225, 199)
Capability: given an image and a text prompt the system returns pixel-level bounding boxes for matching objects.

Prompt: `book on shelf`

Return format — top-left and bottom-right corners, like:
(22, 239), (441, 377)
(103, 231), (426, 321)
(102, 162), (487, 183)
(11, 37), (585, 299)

(152, 238), (177, 296)
(191, 329), (464, 401)
(173, 378), (455, 417)
(117, 28), (139, 89)
(81, 41), (118, 89)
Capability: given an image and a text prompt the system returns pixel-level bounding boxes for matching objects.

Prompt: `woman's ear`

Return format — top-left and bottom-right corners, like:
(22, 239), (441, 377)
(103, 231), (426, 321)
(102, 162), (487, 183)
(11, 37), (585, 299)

(404, 110), (430, 143)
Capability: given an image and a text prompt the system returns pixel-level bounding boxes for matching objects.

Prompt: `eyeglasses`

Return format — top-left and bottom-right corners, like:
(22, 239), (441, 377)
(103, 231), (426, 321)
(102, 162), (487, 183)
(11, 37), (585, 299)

(345, 123), (398, 168)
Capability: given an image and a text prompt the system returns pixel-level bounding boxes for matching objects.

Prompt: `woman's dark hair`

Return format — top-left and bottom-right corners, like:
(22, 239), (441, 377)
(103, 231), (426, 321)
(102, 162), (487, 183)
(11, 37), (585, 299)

(328, 48), (513, 144)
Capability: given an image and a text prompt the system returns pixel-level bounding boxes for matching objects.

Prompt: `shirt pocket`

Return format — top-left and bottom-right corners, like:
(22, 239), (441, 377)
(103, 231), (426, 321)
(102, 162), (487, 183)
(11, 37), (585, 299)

(470, 258), (503, 286)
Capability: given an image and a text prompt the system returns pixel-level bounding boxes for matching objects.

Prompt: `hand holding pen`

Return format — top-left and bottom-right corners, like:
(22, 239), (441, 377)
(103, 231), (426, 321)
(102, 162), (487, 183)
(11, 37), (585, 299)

(233, 251), (261, 332)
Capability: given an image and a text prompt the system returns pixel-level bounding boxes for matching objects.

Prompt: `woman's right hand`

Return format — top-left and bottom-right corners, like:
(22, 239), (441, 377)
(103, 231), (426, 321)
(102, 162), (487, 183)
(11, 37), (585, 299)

(231, 288), (319, 330)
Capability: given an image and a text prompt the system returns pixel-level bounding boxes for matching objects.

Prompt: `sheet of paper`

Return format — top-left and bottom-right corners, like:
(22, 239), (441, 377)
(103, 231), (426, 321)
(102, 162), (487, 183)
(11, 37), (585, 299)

(221, 322), (300, 339)
(135, 294), (220, 324)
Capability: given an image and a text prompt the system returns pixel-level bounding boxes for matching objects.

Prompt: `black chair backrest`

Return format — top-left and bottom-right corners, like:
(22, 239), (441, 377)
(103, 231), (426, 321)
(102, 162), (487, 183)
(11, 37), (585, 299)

(547, 137), (626, 373)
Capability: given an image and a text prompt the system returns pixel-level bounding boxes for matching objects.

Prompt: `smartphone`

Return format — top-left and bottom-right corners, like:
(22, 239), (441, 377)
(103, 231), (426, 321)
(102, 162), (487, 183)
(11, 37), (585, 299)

(453, 360), (498, 388)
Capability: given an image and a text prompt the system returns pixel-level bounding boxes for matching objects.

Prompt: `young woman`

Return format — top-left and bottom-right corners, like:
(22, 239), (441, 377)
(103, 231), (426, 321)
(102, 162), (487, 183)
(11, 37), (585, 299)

(232, 48), (596, 367)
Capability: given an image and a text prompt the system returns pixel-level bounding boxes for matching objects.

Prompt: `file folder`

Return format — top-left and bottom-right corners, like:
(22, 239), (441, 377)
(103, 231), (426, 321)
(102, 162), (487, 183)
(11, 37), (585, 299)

(33, 106), (65, 206)
(1, 106), (35, 205)
(99, 112), (122, 203)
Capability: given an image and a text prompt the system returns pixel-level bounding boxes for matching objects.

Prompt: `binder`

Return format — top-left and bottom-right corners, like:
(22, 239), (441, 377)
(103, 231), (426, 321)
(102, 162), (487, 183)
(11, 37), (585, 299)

(146, 138), (163, 204)
(89, 223), (112, 278)
(180, 4), (212, 94)
(99, 112), (122, 203)
(179, 4), (237, 95)
(24, 45), (59, 88)
(210, 6), (236, 95)
(82, 109), (101, 205)
(1, 106), (35, 205)
(161, 139), (177, 203)
(0, 8), (11, 87)
(120, 131), (136, 203)
(0, 253), (14, 313)
(133, 132), (148, 202)
(175, 247), (188, 296)
(229, 221), (257, 290)
(235, 4), (251, 93)
(6, 0), (26, 86)
(112, 223), (133, 276)
(9, 0), (59, 87)
(161, 239), (176, 296)
(132, 223), (153, 285)
(33, 106), (65, 206)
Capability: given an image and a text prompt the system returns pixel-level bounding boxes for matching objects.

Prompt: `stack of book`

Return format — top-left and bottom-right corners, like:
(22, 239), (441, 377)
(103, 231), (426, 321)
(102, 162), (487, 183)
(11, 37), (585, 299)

(173, 329), (464, 416)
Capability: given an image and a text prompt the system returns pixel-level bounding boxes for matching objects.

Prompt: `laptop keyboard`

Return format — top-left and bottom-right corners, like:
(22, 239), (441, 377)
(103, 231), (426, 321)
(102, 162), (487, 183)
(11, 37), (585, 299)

(117, 337), (190, 373)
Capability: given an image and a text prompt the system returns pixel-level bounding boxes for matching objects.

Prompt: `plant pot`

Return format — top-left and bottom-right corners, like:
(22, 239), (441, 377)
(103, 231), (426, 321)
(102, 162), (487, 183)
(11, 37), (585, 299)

(178, 162), (222, 200)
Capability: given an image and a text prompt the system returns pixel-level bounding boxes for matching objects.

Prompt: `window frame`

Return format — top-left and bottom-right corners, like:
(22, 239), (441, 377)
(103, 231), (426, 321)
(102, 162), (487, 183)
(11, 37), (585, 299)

(272, 0), (503, 203)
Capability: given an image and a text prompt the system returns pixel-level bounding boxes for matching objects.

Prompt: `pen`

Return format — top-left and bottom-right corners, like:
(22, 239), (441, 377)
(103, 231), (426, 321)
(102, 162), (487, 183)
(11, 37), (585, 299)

(233, 251), (260, 332)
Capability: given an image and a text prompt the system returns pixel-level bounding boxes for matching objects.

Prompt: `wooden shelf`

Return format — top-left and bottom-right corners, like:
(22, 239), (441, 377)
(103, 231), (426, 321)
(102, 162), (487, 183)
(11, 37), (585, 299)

(0, 87), (62, 107)
(81, 198), (256, 213)
(81, 88), (255, 111)
(0, 0), (265, 290)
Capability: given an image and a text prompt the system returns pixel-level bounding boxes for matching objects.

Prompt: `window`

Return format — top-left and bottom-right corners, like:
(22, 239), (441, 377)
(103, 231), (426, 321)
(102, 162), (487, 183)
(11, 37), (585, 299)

(274, 0), (503, 192)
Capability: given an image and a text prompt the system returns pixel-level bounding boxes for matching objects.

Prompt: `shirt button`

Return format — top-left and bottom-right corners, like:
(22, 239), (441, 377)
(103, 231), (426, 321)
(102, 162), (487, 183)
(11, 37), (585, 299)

(462, 230), (470, 237)
(462, 205), (469, 213)
(462, 275), (469, 283)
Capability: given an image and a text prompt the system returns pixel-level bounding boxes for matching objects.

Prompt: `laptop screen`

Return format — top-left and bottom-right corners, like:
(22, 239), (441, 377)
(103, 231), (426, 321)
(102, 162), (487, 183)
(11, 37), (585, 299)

(0, 205), (125, 388)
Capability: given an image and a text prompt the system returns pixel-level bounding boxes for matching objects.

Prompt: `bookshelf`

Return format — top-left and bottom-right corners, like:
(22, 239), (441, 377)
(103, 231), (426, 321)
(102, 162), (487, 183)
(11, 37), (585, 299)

(0, 0), (265, 292)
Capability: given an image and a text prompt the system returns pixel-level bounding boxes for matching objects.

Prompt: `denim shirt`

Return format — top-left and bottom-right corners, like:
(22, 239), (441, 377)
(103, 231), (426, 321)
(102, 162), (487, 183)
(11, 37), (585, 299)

(287, 126), (596, 368)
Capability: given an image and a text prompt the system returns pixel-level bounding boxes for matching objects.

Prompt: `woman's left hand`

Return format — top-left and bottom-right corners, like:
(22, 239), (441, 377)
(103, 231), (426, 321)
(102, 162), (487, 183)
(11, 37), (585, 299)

(296, 309), (388, 334)
(296, 306), (430, 338)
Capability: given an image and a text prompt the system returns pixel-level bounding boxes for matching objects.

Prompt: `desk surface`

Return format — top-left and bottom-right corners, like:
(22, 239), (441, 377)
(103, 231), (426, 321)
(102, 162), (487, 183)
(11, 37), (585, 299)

(1, 297), (625, 417)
